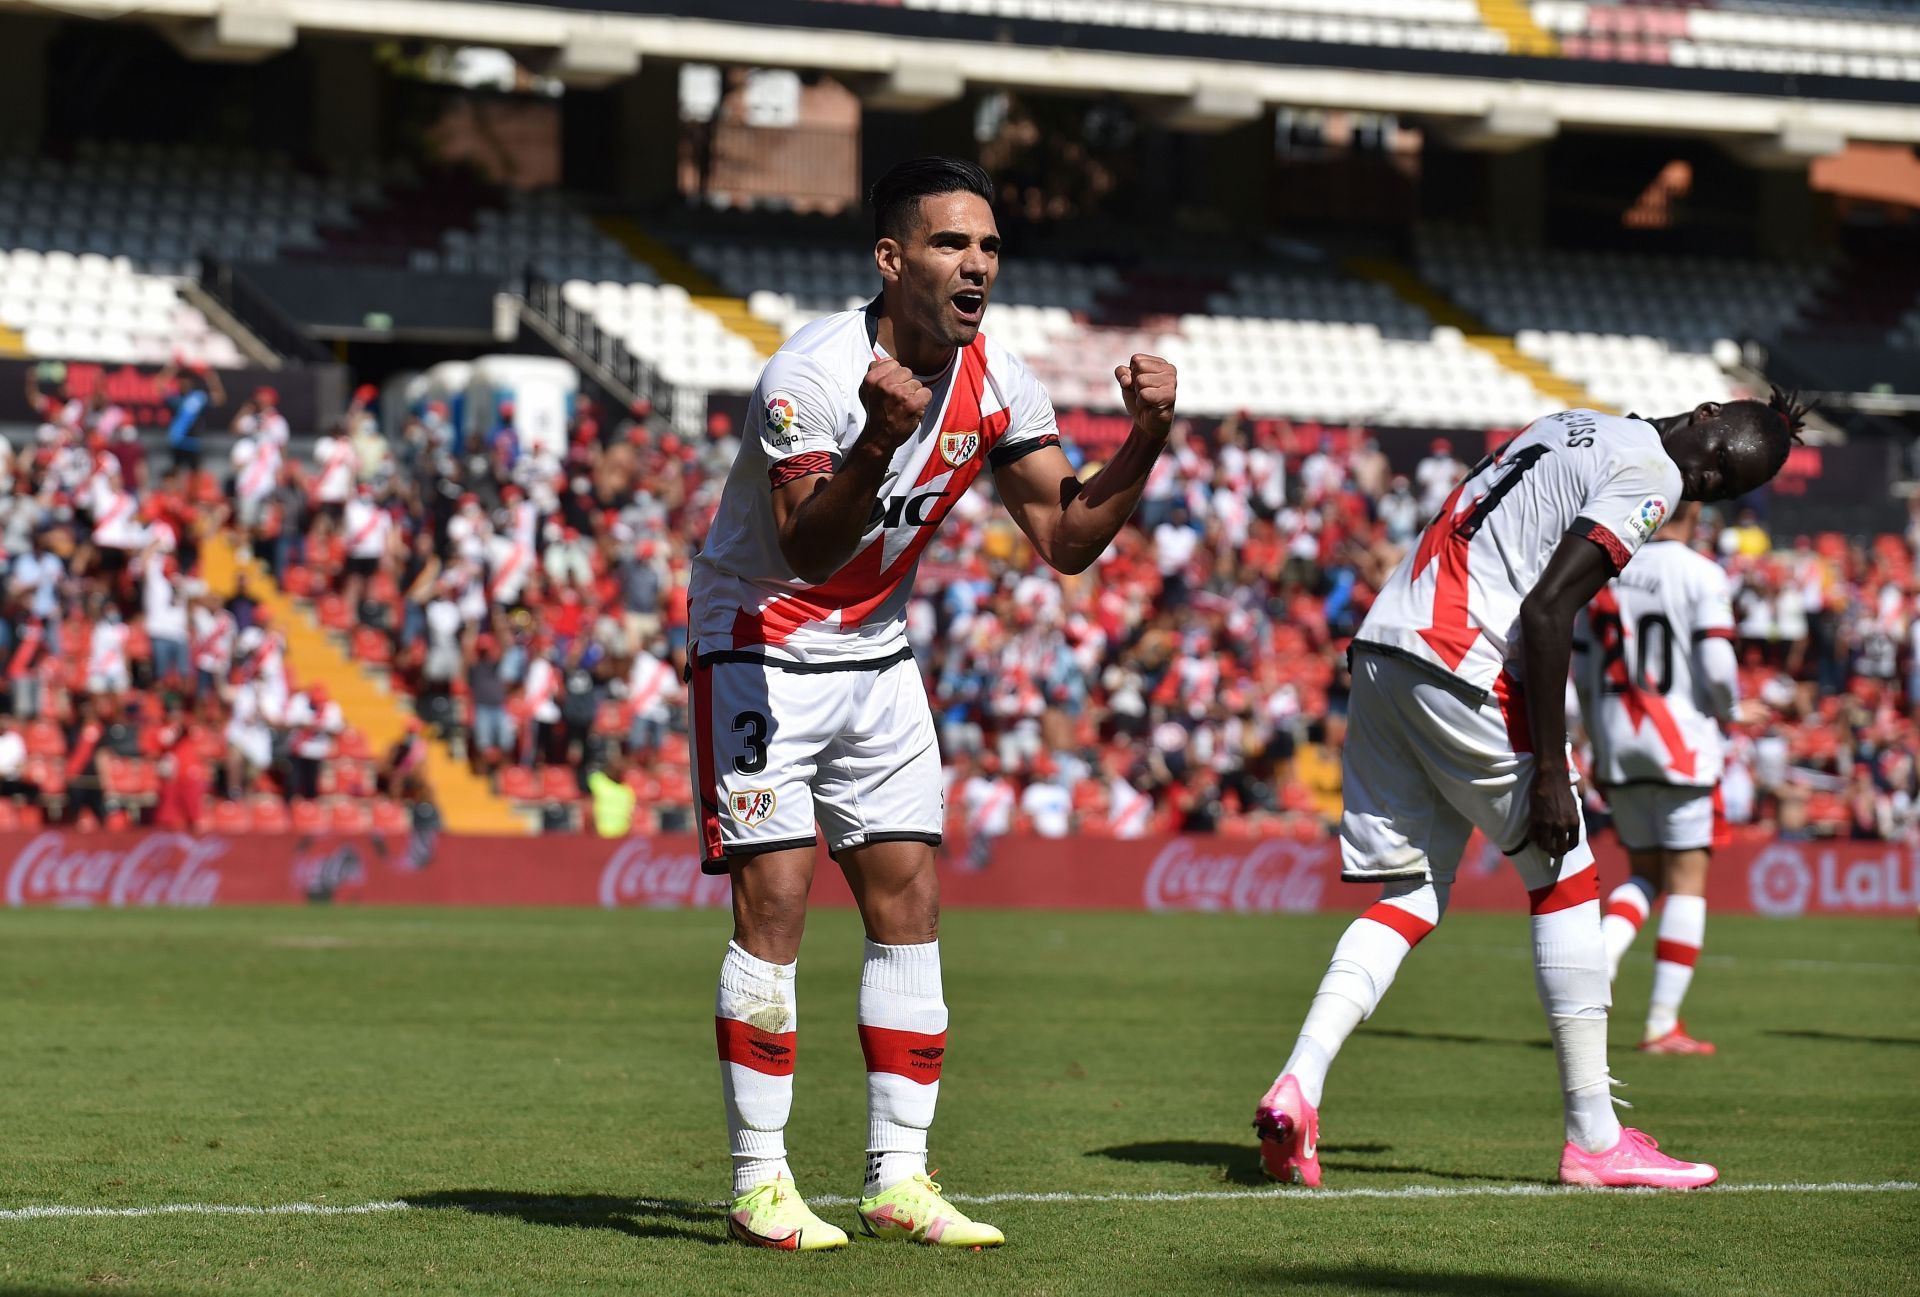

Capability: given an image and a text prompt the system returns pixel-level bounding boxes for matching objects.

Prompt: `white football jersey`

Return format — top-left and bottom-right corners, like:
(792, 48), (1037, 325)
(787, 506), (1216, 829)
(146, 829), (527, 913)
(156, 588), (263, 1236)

(692, 307), (1060, 665)
(1578, 540), (1736, 788)
(1356, 410), (1683, 698)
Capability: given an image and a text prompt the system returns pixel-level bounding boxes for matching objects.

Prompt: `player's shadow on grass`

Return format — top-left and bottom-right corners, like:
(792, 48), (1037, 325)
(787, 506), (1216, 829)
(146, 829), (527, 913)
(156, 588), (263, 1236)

(1240, 1264), (1661, 1296)
(1092, 1141), (1542, 1186)
(1365, 1027), (1553, 1051)
(404, 1190), (727, 1246)
(1765, 1029), (1920, 1048)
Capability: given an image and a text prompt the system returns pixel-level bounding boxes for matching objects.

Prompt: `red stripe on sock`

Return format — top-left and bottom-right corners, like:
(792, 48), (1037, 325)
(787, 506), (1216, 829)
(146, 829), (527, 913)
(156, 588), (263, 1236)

(716, 1016), (797, 1077)
(1604, 899), (1647, 927)
(1528, 865), (1598, 915)
(1362, 902), (1436, 947)
(1654, 940), (1700, 967)
(858, 1025), (946, 1085)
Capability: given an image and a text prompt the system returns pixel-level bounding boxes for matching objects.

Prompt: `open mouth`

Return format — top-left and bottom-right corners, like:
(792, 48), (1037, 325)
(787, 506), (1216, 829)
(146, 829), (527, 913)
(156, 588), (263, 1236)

(950, 290), (985, 324)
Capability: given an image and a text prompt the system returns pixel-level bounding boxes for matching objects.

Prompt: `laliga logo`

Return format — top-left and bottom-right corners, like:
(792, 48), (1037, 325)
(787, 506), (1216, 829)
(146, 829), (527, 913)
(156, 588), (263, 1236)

(1748, 845), (1812, 918)
(4, 832), (226, 908)
(1748, 843), (1917, 917)
(598, 839), (730, 910)
(1144, 839), (1328, 914)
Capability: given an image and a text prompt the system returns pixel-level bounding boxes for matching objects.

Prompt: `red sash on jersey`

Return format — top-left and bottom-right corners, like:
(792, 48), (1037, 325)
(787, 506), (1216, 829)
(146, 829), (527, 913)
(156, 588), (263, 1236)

(731, 336), (1013, 648)
(8, 625), (43, 680)
(242, 445), (277, 497)
(66, 722), (103, 781)
(93, 491), (133, 540)
(526, 662), (558, 712)
(486, 545), (526, 602)
(969, 780), (1014, 834)
(346, 507), (385, 553)
(193, 617), (232, 669)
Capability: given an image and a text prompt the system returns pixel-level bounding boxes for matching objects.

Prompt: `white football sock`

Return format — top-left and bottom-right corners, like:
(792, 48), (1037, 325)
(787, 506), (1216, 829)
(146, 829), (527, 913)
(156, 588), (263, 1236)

(1647, 895), (1705, 1040)
(1530, 883), (1622, 1154)
(1280, 882), (1447, 1109)
(1601, 876), (1656, 980)
(859, 939), (946, 1195)
(715, 941), (797, 1195)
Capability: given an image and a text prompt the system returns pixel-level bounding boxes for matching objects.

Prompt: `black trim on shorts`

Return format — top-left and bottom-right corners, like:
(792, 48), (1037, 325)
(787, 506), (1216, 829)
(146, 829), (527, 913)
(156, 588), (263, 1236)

(1570, 639), (1591, 652)
(988, 433), (1061, 470)
(700, 835), (821, 875)
(695, 646), (916, 674)
(1349, 641), (1490, 708)
(1340, 868), (1431, 884)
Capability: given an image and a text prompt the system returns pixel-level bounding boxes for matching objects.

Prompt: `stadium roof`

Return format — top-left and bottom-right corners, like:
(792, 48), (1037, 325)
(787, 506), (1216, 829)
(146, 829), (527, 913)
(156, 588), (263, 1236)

(14, 0), (1920, 152)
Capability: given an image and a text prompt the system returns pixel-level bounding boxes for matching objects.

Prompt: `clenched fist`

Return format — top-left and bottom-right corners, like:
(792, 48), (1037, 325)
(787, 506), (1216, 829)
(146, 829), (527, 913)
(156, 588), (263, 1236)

(856, 358), (932, 457)
(1115, 354), (1177, 440)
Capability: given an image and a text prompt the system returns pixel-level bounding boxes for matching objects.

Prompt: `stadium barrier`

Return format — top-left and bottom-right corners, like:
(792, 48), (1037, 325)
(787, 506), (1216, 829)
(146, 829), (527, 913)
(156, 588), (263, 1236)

(1, 831), (1911, 918)
(2, 357), (346, 434)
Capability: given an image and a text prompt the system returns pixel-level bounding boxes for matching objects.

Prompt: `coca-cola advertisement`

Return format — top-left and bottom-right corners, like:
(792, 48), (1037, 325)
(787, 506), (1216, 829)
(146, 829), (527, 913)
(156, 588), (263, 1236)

(0, 831), (1910, 916)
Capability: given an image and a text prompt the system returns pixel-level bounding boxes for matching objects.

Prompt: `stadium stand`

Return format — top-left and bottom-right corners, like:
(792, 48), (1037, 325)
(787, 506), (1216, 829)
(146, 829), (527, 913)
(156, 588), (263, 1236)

(0, 248), (244, 367)
(1412, 226), (1830, 413)
(1532, 0), (1920, 78)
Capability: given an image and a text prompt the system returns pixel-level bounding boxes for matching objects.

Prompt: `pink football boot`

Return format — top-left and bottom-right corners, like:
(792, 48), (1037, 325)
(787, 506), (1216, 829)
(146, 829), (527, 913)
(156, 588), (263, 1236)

(1254, 1075), (1321, 1187)
(1559, 1127), (1718, 1189)
(1638, 1024), (1717, 1055)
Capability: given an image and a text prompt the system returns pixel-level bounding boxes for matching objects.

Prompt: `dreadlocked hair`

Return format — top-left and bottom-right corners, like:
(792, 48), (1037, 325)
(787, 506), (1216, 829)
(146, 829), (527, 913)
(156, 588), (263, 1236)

(1768, 386), (1810, 444)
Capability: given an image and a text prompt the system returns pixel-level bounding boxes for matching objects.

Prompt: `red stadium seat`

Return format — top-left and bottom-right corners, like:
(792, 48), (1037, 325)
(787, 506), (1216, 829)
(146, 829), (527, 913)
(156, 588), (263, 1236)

(317, 595), (352, 631)
(352, 627), (391, 667)
(541, 766), (581, 802)
(251, 797), (290, 833)
(337, 730), (372, 762)
(212, 800), (252, 833)
(499, 766), (538, 802)
(281, 566), (315, 598)
(25, 721), (65, 756)
(290, 800), (326, 834)
(0, 801), (18, 831)
(371, 800), (410, 834)
(329, 800), (372, 833)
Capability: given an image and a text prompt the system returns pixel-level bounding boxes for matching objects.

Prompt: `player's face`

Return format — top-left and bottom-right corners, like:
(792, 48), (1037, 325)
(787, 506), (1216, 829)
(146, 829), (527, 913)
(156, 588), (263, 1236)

(878, 191), (1001, 350)
(1667, 403), (1777, 503)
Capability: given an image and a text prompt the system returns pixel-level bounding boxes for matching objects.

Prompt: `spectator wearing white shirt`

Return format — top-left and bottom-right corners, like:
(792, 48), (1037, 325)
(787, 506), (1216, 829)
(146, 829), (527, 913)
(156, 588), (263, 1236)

(283, 683), (343, 801)
(1019, 756), (1073, 838)
(1415, 436), (1465, 518)
(0, 716), (26, 801)
(143, 557), (190, 685)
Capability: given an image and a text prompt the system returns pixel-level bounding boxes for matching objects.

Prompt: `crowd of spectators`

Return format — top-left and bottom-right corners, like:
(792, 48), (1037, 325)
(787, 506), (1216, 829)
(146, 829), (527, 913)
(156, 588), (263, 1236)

(0, 369), (426, 833)
(5, 356), (1920, 846)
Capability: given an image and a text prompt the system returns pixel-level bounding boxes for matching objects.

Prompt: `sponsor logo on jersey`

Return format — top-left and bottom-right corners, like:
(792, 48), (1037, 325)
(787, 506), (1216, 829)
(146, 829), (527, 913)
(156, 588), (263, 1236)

(730, 789), (777, 827)
(939, 429), (980, 468)
(1627, 495), (1668, 543)
(764, 395), (797, 446)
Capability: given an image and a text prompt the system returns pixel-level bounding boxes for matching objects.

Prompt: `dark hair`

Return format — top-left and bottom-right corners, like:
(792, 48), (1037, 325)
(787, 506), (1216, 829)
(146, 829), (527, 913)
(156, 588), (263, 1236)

(869, 157), (994, 243)
(1732, 386), (1812, 480)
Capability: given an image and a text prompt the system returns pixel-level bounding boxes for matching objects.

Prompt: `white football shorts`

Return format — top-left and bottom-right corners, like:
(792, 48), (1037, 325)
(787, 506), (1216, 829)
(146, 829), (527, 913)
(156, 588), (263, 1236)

(1607, 783), (1716, 852)
(1340, 649), (1594, 891)
(688, 647), (944, 872)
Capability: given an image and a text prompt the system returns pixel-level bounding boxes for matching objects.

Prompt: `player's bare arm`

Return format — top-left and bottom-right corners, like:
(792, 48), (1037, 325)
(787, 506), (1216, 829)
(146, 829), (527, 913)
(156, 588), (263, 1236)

(1519, 534), (1618, 856)
(770, 358), (931, 584)
(995, 354), (1177, 574)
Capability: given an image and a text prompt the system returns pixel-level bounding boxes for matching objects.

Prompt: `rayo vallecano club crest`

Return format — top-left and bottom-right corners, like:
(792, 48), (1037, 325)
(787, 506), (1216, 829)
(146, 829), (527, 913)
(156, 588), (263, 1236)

(940, 430), (980, 468)
(731, 789), (776, 827)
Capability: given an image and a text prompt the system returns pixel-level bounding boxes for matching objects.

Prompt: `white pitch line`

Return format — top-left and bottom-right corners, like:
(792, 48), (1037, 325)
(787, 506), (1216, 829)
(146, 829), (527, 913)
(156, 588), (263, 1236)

(3, 1181), (1913, 1222)
(0, 1200), (413, 1222)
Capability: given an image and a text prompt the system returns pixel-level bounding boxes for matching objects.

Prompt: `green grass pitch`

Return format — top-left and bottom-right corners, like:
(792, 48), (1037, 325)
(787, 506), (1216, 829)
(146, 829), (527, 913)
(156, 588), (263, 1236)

(0, 903), (1913, 1295)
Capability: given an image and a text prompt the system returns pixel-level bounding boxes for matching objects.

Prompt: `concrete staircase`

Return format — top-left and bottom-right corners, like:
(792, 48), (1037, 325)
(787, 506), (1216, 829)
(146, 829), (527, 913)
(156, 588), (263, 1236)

(1346, 255), (1610, 413)
(1475, 0), (1561, 56)
(595, 215), (785, 357)
(200, 534), (531, 836)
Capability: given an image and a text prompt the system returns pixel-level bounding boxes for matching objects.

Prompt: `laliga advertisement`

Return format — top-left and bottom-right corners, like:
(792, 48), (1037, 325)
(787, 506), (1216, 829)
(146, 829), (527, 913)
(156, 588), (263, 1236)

(0, 831), (1911, 917)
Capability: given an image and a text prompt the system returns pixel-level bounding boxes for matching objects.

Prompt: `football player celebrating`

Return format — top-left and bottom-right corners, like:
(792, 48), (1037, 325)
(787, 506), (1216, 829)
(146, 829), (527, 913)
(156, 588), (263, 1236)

(1255, 392), (1806, 1190)
(690, 157), (1177, 1249)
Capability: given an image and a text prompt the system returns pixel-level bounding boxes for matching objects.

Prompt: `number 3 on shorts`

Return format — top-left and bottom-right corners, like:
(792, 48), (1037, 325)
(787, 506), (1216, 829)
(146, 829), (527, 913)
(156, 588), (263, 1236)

(732, 711), (768, 774)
